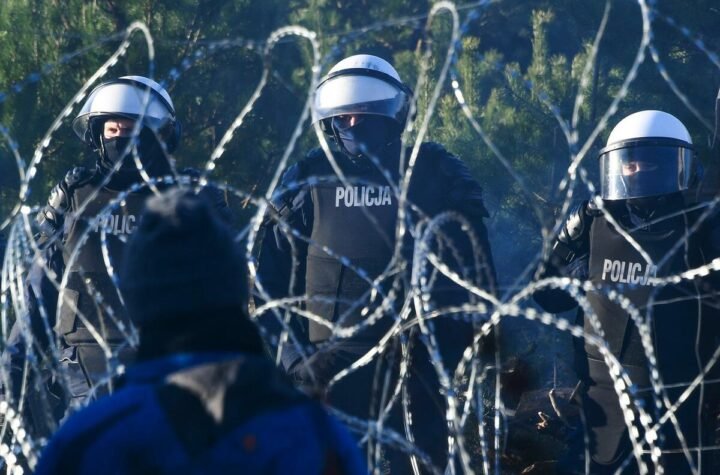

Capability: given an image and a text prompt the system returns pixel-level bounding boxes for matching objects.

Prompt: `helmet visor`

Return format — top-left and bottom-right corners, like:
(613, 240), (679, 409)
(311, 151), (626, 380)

(599, 145), (694, 200)
(73, 82), (174, 142)
(313, 75), (409, 125)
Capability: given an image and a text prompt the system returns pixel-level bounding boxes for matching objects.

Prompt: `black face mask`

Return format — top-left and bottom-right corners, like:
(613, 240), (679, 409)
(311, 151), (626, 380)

(624, 192), (684, 228)
(99, 129), (169, 181)
(101, 136), (133, 169)
(333, 116), (396, 160)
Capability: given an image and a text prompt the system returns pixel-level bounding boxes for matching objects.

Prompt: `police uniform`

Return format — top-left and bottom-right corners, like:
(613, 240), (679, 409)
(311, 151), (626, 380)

(258, 53), (496, 472)
(3, 76), (192, 439)
(537, 198), (720, 473)
(535, 110), (720, 474)
(46, 168), (147, 399)
(21, 166), (229, 405)
(258, 141), (496, 472)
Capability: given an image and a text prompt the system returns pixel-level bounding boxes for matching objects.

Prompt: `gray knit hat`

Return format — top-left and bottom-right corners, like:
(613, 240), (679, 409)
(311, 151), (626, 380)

(119, 188), (248, 326)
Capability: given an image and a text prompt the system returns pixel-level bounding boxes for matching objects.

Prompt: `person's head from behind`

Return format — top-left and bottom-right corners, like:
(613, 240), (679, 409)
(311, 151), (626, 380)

(119, 188), (263, 360)
(72, 76), (181, 180)
(313, 54), (413, 161)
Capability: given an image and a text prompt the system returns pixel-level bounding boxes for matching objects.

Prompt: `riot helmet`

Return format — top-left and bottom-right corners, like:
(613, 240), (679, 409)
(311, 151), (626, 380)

(72, 76), (181, 177)
(313, 54), (412, 159)
(599, 110), (696, 201)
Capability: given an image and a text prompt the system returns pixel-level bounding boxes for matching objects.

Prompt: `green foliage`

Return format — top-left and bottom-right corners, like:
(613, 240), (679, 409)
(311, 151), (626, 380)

(0, 0), (716, 277)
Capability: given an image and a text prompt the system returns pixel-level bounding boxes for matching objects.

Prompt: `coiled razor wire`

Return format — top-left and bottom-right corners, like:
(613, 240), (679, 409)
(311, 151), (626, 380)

(0, 1), (716, 474)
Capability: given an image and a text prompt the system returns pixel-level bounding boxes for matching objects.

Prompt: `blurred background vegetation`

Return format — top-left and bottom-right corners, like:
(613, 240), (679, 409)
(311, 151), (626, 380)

(0, 0), (717, 278)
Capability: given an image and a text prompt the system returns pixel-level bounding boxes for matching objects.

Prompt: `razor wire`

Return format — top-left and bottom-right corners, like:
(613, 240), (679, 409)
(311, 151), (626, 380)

(0, 0), (716, 474)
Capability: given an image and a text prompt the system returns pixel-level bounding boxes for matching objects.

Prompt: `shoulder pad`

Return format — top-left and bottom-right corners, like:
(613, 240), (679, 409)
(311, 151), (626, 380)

(270, 163), (306, 212)
(303, 147), (328, 163)
(63, 166), (93, 189)
(420, 143), (489, 218)
(279, 163), (303, 187)
(416, 142), (465, 177)
(299, 148), (333, 175)
(405, 142), (451, 168)
(418, 141), (450, 158)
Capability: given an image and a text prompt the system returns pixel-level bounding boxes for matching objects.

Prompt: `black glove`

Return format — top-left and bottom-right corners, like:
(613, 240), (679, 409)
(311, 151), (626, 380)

(552, 200), (599, 264)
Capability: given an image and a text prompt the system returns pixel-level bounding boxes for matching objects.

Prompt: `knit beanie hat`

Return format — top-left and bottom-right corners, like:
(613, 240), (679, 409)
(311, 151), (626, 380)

(119, 188), (248, 326)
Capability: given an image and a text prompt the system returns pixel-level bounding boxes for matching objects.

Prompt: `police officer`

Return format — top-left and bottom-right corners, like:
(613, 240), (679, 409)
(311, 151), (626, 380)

(7, 76), (222, 436)
(535, 110), (720, 474)
(257, 54), (497, 473)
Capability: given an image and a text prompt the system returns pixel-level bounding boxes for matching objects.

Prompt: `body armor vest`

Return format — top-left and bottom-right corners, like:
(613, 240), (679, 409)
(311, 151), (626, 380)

(58, 181), (150, 345)
(298, 143), (487, 343)
(586, 211), (708, 383)
(306, 175), (398, 342)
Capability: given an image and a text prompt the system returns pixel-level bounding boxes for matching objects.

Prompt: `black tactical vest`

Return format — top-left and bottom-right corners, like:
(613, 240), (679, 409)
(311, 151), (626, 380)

(298, 143), (485, 343)
(586, 211), (707, 382)
(305, 175), (399, 342)
(58, 182), (150, 345)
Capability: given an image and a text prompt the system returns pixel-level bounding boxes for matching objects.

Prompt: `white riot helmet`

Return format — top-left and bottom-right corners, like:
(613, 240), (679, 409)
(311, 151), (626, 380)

(599, 110), (696, 200)
(313, 54), (412, 134)
(72, 76), (180, 153)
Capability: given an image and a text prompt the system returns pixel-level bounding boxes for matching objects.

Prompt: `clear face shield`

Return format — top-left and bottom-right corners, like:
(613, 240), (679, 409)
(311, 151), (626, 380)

(73, 81), (175, 146)
(599, 141), (695, 200)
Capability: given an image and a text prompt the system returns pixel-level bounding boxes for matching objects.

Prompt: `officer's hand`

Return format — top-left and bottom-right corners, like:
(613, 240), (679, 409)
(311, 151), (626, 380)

(558, 201), (595, 245)
(552, 200), (599, 265)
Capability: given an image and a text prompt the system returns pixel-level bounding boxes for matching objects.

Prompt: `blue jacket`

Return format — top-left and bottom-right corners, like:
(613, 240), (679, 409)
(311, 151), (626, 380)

(35, 352), (367, 475)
